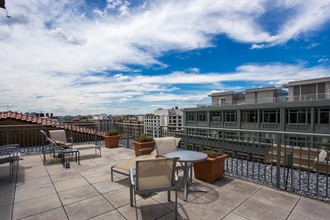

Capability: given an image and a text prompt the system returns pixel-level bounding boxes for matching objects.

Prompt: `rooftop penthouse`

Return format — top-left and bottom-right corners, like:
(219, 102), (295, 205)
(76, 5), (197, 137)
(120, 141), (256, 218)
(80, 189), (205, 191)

(209, 77), (330, 106)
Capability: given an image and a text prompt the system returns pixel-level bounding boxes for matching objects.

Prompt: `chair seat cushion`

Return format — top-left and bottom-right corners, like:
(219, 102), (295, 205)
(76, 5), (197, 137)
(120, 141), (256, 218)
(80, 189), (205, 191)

(115, 155), (156, 171)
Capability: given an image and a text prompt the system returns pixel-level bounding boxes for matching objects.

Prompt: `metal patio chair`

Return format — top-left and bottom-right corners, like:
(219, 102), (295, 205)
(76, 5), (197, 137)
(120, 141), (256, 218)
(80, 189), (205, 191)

(110, 137), (181, 181)
(49, 129), (101, 156)
(129, 157), (180, 219)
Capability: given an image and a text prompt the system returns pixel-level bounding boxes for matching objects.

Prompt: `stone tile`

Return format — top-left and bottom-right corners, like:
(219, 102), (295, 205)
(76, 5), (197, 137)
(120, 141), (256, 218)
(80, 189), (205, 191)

(64, 195), (114, 220)
(89, 210), (126, 220)
(46, 164), (68, 175)
(50, 169), (81, 183)
(251, 187), (299, 211)
(103, 187), (132, 208)
(118, 198), (171, 220)
(222, 213), (248, 220)
(200, 187), (248, 211)
(0, 190), (15, 206)
(292, 197), (330, 220)
(219, 179), (262, 197)
(12, 194), (62, 220)
(152, 190), (191, 209)
(92, 179), (127, 194)
(0, 204), (12, 220)
(20, 207), (68, 220)
(16, 176), (52, 191)
(233, 198), (290, 220)
(157, 211), (186, 220)
(17, 162), (49, 180)
(78, 166), (107, 176)
(15, 183), (56, 202)
(53, 176), (89, 192)
(177, 198), (229, 220)
(0, 178), (15, 193)
(58, 185), (100, 205)
(20, 155), (42, 164)
(84, 171), (113, 184)
(287, 212), (312, 220)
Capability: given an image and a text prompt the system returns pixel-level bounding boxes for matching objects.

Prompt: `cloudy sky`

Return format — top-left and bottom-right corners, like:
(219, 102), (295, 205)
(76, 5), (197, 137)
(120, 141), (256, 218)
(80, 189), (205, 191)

(1, 0), (330, 116)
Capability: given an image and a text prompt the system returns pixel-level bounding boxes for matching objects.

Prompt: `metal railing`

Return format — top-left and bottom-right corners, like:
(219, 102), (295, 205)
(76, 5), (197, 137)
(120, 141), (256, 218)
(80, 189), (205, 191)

(213, 92), (330, 106)
(0, 122), (329, 201)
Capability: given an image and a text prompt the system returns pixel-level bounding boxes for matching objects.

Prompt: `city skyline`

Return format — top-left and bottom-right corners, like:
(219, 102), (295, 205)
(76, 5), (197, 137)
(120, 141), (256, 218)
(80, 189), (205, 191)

(1, 0), (330, 115)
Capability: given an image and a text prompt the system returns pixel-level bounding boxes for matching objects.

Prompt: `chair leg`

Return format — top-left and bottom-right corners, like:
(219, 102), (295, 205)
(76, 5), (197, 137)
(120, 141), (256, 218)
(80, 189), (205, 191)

(175, 190), (178, 220)
(168, 190), (171, 201)
(110, 167), (114, 182)
(130, 184), (134, 207)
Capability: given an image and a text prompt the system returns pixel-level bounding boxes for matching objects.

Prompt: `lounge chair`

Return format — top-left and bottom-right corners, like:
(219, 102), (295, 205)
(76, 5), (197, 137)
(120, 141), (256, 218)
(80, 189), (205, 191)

(49, 129), (101, 157)
(110, 137), (181, 181)
(129, 157), (180, 219)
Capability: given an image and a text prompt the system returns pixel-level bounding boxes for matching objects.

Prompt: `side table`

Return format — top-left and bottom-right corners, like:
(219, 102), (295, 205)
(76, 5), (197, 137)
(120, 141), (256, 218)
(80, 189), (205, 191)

(61, 149), (80, 166)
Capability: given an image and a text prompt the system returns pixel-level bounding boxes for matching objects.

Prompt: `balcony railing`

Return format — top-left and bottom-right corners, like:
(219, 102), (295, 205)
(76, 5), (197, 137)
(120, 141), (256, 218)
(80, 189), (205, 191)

(0, 122), (329, 201)
(213, 93), (330, 106)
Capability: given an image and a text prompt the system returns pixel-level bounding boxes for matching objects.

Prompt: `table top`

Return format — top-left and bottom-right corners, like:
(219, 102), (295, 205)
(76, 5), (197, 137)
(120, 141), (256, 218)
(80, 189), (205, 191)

(165, 150), (207, 163)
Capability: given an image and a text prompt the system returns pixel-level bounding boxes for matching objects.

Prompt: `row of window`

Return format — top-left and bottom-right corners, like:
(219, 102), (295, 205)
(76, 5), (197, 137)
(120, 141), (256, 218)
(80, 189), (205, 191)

(187, 108), (330, 124)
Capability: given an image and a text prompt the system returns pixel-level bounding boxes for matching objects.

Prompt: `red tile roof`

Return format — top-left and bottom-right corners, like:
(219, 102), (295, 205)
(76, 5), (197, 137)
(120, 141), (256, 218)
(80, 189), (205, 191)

(0, 111), (105, 136)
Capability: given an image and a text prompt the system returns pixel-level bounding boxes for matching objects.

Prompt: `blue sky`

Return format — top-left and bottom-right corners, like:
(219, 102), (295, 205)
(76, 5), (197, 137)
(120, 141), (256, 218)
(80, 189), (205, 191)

(1, 0), (330, 115)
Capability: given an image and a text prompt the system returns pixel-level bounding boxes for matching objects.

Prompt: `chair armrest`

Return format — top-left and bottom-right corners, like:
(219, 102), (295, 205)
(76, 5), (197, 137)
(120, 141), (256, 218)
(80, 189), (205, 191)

(67, 137), (73, 144)
(129, 166), (136, 186)
(139, 147), (155, 152)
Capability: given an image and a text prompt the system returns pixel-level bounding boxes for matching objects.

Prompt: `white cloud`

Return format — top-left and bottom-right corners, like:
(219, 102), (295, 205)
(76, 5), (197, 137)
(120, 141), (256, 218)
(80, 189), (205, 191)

(1, 0), (330, 115)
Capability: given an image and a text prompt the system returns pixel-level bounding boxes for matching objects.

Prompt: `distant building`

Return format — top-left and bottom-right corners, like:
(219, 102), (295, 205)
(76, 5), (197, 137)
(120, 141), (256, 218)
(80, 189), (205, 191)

(144, 107), (183, 137)
(25, 112), (54, 119)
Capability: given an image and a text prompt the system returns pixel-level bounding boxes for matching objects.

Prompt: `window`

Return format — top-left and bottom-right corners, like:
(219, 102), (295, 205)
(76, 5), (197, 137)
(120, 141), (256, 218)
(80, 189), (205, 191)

(261, 109), (279, 123)
(286, 109), (310, 124)
(197, 112), (207, 122)
(187, 113), (195, 121)
(224, 111), (236, 122)
(210, 111), (221, 121)
(217, 97), (226, 106)
(315, 108), (330, 124)
(241, 110), (257, 123)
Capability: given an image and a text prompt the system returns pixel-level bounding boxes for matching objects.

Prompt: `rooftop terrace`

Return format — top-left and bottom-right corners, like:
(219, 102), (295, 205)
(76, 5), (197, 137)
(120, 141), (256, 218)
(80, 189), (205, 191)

(1, 146), (329, 220)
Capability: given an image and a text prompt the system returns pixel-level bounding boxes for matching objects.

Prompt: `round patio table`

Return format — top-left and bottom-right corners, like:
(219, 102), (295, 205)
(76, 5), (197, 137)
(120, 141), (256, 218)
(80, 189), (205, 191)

(165, 150), (207, 201)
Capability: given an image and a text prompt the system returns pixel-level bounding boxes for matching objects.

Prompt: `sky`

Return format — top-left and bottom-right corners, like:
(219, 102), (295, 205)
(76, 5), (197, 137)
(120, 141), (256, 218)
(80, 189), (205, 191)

(1, 0), (330, 116)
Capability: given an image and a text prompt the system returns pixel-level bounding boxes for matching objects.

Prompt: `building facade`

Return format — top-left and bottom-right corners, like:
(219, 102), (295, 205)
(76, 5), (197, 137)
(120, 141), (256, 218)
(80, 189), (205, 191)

(144, 108), (183, 137)
(184, 77), (330, 144)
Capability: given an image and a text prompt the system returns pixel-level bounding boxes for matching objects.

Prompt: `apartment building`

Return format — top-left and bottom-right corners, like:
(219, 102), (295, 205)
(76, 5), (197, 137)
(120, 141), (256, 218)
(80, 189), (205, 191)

(144, 107), (183, 137)
(183, 77), (330, 144)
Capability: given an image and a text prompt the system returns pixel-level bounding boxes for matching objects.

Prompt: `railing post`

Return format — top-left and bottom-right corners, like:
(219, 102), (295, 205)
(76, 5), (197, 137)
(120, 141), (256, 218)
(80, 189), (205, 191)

(126, 125), (130, 148)
(275, 133), (282, 189)
(184, 128), (188, 149)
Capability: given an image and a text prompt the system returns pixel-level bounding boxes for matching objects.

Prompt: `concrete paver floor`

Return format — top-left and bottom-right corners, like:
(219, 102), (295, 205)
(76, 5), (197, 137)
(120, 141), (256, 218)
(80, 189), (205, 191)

(0, 146), (329, 220)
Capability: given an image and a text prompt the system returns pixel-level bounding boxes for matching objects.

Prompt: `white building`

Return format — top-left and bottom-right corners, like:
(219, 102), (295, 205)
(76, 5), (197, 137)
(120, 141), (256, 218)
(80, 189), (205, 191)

(144, 107), (183, 137)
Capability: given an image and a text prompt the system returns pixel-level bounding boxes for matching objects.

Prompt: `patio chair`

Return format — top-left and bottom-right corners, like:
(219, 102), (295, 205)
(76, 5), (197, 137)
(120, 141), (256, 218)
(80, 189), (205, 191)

(110, 137), (181, 181)
(49, 129), (101, 156)
(314, 149), (329, 173)
(40, 130), (66, 165)
(129, 157), (180, 219)
(49, 130), (73, 149)
(0, 144), (20, 181)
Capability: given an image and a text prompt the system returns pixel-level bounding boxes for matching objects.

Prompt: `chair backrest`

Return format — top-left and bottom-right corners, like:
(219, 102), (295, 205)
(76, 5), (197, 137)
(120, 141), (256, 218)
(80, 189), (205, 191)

(49, 130), (67, 143)
(315, 149), (328, 162)
(136, 157), (177, 191)
(154, 137), (181, 156)
(40, 130), (56, 145)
